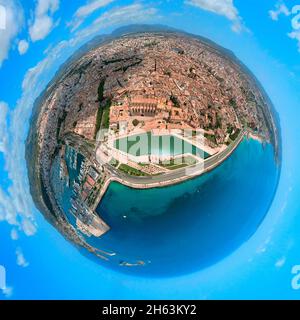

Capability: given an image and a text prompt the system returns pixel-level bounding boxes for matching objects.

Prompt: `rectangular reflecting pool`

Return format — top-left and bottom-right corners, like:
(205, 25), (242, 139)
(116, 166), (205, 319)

(114, 132), (210, 159)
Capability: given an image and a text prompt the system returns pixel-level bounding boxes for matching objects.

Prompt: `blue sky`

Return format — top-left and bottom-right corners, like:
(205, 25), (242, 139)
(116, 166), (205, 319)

(1, 0), (300, 299)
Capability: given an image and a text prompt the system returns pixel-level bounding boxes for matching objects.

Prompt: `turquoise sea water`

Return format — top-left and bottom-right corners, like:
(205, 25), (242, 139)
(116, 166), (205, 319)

(50, 138), (279, 277)
(92, 138), (280, 276)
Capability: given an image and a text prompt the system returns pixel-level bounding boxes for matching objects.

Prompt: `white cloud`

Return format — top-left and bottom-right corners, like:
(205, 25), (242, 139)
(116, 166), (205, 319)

(288, 30), (300, 52)
(70, 0), (114, 31)
(289, 6), (300, 52)
(74, 3), (158, 43)
(76, 0), (113, 17)
(269, 2), (291, 21)
(93, 3), (157, 28)
(0, 100), (37, 236)
(0, 186), (36, 236)
(268, 4), (300, 54)
(291, 5), (300, 30)
(0, 0), (24, 66)
(21, 218), (36, 236)
(185, 0), (243, 32)
(2, 286), (13, 298)
(16, 248), (29, 267)
(10, 228), (19, 240)
(0, 3), (6, 30)
(275, 257), (286, 268)
(18, 39), (29, 55)
(29, 0), (60, 42)
(0, 101), (8, 152)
